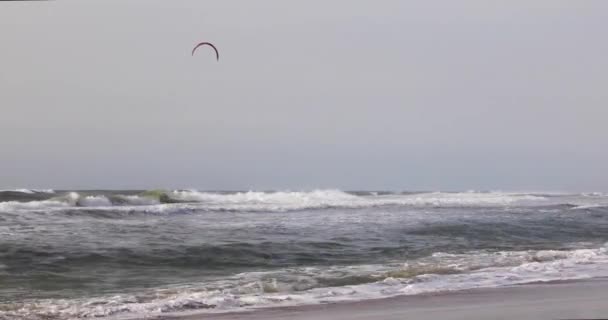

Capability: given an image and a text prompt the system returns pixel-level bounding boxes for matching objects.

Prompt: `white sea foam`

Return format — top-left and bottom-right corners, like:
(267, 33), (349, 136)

(0, 199), (70, 211)
(0, 190), (547, 213)
(76, 195), (113, 207)
(571, 204), (608, 210)
(4, 244), (608, 320)
(0, 189), (55, 194)
(0, 192), (165, 212)
(13, 189), (608, 214)
(582, 192), (607, 197)
(168, 190), (546, 212)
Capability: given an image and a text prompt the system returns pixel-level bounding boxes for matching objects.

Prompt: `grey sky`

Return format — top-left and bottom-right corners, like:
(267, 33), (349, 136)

(1, 1), (607, 191)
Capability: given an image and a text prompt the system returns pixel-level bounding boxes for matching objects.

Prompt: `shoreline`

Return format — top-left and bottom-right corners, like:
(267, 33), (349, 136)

(147, 278), (608, 320)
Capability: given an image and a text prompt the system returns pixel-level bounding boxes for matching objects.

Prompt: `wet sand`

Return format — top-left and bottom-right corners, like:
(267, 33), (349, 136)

(150, 279), (608, 320)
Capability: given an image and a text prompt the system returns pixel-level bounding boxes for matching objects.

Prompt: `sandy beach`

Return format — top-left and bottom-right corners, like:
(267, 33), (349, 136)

(153, 279), (608, 320)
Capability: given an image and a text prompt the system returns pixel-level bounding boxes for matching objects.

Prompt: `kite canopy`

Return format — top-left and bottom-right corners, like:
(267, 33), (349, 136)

(192, 42), (219, 61)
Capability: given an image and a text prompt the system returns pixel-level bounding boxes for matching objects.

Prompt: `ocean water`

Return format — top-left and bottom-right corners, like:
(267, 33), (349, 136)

(1, 189), (608, 319)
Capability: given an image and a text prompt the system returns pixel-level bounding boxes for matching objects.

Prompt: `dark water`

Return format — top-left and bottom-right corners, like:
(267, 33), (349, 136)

(1, 189), (608, 319)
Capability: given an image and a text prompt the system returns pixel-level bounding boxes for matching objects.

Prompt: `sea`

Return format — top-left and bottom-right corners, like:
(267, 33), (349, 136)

(1, 189), (608, 319)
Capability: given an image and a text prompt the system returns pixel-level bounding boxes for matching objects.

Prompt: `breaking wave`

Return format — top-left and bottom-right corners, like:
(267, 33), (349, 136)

(0, 189), (55, 194)
(3, 244), (607, 319)
(0, 190), (547, 213)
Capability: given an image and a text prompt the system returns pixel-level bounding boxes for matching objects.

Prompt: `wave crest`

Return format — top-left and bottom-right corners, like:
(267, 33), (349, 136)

(0, 190), (548, 213)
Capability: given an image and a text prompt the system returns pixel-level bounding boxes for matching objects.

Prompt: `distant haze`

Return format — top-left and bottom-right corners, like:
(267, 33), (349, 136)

(1, 1), (607, 191)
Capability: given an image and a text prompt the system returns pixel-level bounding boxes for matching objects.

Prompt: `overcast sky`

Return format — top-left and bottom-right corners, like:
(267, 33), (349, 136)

(1, 1), (607, 191)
